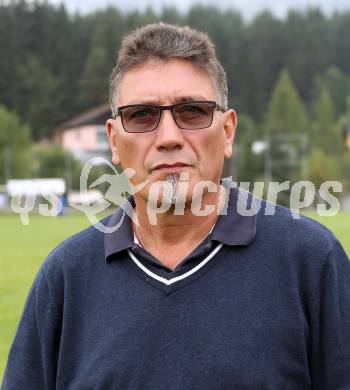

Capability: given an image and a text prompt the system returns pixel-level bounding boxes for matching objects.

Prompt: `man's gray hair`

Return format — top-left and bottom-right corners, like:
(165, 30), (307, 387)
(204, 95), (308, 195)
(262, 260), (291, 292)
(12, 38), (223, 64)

(109, 22), (228, 116)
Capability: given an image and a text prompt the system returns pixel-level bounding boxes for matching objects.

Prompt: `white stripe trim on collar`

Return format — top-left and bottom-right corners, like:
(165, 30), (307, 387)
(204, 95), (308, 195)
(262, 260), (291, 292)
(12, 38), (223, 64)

(127, 243), (224, 286)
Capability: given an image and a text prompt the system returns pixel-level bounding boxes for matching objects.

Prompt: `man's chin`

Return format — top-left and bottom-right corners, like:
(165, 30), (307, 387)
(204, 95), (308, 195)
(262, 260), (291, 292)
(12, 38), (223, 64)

(141, 184), (195, 212)
(133, 174), (218, 213)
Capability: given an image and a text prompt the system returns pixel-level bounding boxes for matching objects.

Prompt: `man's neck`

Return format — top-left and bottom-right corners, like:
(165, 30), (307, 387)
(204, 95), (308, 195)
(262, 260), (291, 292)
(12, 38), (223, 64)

(131, 185), (228, 269)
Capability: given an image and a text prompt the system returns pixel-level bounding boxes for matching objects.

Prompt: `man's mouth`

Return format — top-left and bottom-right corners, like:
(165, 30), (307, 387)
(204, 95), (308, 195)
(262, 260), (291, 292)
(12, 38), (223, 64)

(152, 163), (190, 173)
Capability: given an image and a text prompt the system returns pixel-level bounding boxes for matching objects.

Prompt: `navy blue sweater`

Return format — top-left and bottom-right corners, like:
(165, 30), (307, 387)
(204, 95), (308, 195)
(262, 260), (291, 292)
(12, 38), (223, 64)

(2, 200), (350, 389)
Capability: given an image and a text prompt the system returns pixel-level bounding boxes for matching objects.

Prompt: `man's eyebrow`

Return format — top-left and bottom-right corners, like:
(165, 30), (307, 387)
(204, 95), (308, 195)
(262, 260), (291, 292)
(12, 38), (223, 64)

(124, 96), (210, 105)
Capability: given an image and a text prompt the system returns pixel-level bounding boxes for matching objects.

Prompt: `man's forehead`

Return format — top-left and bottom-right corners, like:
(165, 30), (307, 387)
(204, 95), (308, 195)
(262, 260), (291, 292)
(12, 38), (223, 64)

(116, 59), (218, 106)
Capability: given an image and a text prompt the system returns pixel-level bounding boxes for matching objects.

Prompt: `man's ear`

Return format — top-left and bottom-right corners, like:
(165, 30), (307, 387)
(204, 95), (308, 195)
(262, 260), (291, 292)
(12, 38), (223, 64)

(106, 119), (121, 166)
(223, 109), (237, 159)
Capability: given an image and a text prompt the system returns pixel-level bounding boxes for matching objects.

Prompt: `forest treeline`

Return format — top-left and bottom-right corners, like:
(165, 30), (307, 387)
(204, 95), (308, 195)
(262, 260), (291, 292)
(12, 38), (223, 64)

(1, 0), (350, 189)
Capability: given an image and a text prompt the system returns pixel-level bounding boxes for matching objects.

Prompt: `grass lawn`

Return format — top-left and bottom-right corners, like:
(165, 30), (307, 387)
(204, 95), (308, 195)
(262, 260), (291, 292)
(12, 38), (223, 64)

(0, 211), (349, 379)
(0, 214), (92, 379)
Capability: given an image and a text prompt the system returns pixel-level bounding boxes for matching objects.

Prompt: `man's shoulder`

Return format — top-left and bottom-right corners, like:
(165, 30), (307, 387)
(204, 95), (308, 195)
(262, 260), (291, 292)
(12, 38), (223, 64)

(257, 199), (338, 256)
(41, 214), (112, 275)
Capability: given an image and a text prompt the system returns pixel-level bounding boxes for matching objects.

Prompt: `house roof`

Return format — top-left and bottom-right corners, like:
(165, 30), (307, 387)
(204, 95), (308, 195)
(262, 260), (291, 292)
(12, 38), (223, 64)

(55, 103), (112, 132)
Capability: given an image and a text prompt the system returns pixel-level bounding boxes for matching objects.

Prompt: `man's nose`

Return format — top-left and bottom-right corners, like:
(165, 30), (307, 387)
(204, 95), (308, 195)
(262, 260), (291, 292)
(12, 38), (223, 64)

(154, 110), (185, 151)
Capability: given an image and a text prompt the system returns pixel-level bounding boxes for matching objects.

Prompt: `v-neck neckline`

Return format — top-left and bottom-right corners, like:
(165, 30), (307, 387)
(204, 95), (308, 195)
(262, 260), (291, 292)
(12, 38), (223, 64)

(127, 243), (225, 294)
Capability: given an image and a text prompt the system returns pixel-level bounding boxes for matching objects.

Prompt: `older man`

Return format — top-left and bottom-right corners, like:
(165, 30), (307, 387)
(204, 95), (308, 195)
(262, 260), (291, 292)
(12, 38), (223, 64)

(2, 23), (350, 389)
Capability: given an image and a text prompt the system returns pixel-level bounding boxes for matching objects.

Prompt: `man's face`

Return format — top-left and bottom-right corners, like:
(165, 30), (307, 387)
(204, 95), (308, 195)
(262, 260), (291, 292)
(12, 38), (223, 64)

(106, 59), (237, 206)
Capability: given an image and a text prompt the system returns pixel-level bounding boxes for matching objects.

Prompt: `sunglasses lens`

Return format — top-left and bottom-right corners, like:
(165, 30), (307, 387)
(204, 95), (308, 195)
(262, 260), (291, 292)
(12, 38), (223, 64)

(122, 106), (160, 133)
(174, 102), (213, 129)
(120, 102), (214, 133)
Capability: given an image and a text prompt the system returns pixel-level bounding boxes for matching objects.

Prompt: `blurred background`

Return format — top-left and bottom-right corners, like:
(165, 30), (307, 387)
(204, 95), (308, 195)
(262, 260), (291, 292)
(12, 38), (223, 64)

(1, 0), (350, 379)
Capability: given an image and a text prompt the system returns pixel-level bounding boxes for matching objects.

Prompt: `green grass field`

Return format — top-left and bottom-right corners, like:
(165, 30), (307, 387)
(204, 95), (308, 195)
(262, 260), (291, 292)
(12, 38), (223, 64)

(0, 212), (349, 379)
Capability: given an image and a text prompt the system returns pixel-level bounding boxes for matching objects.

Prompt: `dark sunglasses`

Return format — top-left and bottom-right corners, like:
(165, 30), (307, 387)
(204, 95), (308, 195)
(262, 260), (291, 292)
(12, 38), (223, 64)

(112, 100), (227, 133)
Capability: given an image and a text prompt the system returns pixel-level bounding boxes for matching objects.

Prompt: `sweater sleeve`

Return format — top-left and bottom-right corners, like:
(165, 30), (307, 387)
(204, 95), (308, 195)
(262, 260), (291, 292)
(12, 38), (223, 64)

(1, 267), (61, 390)
(310, 241), (350, 389)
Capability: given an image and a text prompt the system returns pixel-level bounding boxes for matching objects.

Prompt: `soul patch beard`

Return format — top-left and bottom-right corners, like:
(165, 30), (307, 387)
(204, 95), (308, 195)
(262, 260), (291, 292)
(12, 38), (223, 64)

(164, 173), (179, 205)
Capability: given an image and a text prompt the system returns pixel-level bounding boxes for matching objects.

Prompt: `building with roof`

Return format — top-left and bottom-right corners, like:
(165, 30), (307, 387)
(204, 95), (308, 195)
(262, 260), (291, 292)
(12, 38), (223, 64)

(53, 104), (111, 162)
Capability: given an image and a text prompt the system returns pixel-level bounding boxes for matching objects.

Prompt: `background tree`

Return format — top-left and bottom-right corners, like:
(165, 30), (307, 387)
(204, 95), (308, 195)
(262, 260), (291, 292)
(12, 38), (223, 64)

(284, 9), (329, 104)
(0, 105), (31, 183)
(311, 83), (343, 156)
(14, 56), (59, 140)
(160, 6), (182, 25)
(265, 69), (309, 135)
(263, 69), (310, 193)
(308, 148), (342, 190)
(235, 114), (264, 183)
(322, 66), (350, 117)
(78, 46), (111, 110)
